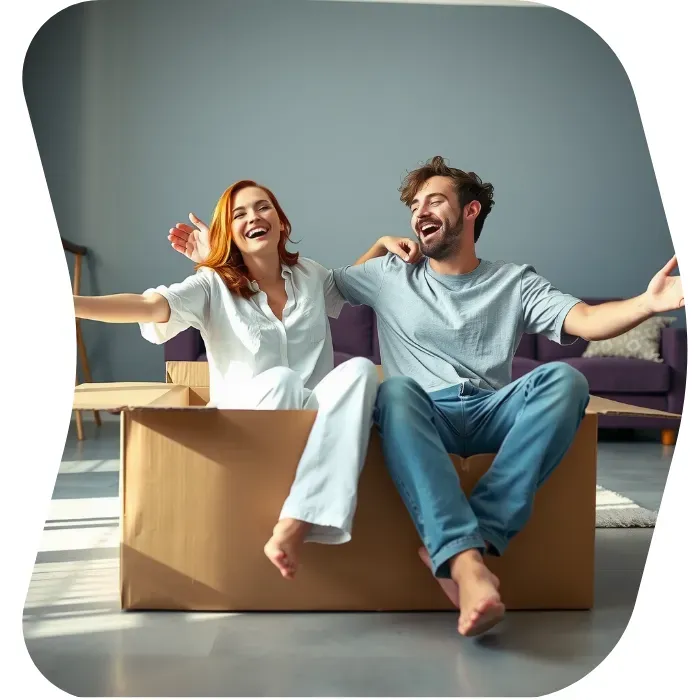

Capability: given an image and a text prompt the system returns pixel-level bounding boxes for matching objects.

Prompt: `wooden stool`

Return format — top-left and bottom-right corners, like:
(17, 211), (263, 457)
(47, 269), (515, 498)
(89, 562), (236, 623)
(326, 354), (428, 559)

(63, 238), (101, 440)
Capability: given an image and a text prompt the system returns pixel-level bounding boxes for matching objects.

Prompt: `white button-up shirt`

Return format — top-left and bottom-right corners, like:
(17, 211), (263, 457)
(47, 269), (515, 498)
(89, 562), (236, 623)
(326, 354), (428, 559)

(139, 258), (347, 406)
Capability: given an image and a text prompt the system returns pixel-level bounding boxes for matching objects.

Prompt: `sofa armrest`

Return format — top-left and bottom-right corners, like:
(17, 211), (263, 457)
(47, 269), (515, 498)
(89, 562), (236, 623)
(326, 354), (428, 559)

(164, 327), (203, 362)
(661, 327), (687, 414)
(662, 327), (687, 371)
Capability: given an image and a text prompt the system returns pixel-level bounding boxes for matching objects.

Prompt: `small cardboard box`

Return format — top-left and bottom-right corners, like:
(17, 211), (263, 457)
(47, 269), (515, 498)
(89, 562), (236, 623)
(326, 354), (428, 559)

(73, 361), (679, 612)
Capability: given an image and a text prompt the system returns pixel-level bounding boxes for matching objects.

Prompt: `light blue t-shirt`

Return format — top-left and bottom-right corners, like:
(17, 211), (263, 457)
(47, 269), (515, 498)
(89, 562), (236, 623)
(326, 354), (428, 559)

(332, 255), (582, 393)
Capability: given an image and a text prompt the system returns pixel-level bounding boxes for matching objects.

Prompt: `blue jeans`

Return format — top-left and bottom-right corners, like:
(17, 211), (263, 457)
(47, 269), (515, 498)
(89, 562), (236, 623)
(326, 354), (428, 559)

(373, 362), (590, 579)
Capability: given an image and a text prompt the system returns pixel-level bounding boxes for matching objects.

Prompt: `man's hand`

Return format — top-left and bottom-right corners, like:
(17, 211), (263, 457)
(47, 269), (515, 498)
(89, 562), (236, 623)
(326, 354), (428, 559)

(380, 236), (422, 264)
(167, 212), (211, 264)
(644, 255), (684, 312)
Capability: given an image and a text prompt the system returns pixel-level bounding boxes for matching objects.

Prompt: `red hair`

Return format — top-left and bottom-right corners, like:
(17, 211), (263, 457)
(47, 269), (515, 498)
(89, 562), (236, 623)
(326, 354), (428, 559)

(195, 180), (299, 298)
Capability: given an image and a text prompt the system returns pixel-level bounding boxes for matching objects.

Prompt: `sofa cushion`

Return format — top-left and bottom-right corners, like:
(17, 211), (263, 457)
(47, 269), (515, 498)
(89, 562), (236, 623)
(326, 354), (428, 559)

(582, 316), (675, 363)
(333, 351), (356, 367)
(329, 304), (375, 357)
(511, 357), (542, 381)
(563, 357), (670, 394)
(515, 334), (536, 359)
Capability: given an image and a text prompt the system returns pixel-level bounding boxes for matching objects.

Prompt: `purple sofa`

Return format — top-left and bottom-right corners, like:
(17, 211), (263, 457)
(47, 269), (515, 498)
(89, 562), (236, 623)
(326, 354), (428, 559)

(510, 302), (686, 432)
(164, 297), (686, 434)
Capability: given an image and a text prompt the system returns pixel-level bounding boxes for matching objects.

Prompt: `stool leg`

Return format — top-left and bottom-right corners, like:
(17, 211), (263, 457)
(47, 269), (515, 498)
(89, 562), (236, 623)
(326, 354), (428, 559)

(75, 410), (84, 440)
(74, 371), (84, 440)
(661, 429), (677, 446)
(75, 286), (101, 429)
(71, 251), (97, 436)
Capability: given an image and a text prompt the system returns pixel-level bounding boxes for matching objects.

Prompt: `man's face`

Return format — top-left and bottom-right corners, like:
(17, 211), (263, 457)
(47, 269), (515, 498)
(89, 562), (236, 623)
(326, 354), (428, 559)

(410, 176), (465, 261)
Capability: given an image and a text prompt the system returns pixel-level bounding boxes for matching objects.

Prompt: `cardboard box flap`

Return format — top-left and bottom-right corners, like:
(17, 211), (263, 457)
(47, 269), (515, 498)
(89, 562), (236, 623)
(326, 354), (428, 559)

(73, 382), (188, 411)
(166, 361), (210, 388)
(586, 394), (680, 418)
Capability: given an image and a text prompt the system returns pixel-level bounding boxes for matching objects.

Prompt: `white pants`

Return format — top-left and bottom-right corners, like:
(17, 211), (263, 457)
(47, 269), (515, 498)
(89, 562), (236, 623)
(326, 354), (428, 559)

(217, 357), (380, 544)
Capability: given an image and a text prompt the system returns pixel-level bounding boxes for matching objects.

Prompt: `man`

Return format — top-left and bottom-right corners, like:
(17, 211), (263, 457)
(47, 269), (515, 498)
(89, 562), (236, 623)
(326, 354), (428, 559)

(168, 157), (683, 638)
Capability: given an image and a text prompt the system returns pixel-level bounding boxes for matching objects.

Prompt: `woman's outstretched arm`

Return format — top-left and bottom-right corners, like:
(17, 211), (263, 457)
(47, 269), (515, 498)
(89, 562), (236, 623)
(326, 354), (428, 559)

(74, 292), (171, 324)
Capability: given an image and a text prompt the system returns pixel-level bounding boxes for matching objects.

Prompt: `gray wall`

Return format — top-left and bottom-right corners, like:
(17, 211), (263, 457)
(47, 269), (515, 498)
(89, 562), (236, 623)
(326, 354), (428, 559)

(23, 0), (681, 383)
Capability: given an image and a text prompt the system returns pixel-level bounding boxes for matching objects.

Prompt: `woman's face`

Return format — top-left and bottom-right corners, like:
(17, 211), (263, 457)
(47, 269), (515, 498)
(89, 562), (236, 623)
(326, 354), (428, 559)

(230, 186), (283, 257)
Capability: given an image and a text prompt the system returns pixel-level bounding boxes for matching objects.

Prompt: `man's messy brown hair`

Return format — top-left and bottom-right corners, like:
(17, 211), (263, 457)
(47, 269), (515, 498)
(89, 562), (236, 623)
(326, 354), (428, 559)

(399, 156), (495, 242)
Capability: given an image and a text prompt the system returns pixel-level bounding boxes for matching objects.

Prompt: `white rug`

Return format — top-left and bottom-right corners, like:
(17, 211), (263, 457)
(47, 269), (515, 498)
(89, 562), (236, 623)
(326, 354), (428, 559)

(596, 484), (657, 528)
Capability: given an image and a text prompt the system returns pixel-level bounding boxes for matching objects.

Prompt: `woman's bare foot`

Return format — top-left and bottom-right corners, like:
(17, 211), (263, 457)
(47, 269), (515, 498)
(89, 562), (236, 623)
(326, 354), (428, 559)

(450, 549), (505, 637)
(263, 518), (311, 579)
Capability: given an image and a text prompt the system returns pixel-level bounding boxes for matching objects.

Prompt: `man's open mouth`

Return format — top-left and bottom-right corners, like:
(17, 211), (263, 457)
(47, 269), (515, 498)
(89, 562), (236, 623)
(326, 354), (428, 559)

(246, 227), (268, 240)
(418, 219), (442, 239)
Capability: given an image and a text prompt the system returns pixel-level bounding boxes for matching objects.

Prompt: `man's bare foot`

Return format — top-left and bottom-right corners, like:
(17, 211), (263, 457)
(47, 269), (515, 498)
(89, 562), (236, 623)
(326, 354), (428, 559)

(417, 546), (501, 611)
(450, 549), (505, 637)
(263, 518), (311, 579)
(418, 546), (460, 608)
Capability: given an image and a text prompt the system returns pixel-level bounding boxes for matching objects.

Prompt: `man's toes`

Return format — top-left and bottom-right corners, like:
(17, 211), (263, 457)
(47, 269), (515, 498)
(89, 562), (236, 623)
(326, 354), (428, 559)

(457, 596), (505, 637)
(475, 598), (492, 615)
(466, 604), (505, 637)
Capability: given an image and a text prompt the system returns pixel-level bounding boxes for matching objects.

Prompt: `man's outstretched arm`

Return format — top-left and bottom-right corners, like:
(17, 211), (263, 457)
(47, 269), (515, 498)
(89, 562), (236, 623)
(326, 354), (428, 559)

(563, 256), (683, 341)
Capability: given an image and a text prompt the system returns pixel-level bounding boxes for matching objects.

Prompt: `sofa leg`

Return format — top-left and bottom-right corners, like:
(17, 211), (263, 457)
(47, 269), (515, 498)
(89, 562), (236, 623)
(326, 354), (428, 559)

(661, 429), (677, 446)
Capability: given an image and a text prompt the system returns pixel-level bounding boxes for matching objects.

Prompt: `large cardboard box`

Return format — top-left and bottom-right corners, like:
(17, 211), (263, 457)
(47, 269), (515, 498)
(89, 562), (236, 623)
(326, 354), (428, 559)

(73, 361), (679, 612)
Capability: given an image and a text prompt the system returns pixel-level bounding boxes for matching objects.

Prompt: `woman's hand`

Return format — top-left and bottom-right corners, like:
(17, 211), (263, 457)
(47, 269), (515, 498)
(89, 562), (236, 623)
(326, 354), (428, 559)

(167, 213), (211, 264)
(380, 236), (423, 264)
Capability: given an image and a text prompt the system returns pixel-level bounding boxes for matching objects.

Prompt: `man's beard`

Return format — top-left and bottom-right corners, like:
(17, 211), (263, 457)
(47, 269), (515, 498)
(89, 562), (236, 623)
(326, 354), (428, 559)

(418, 210), (464, 261)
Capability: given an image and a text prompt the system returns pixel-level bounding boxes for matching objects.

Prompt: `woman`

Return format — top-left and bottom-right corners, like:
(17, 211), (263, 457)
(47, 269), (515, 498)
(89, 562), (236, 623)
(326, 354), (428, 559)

(74, 179), (420, 581)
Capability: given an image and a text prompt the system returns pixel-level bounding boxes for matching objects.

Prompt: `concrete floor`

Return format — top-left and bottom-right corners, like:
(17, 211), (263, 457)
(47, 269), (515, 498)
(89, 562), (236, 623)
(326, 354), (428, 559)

(23, 421), (673, 697)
